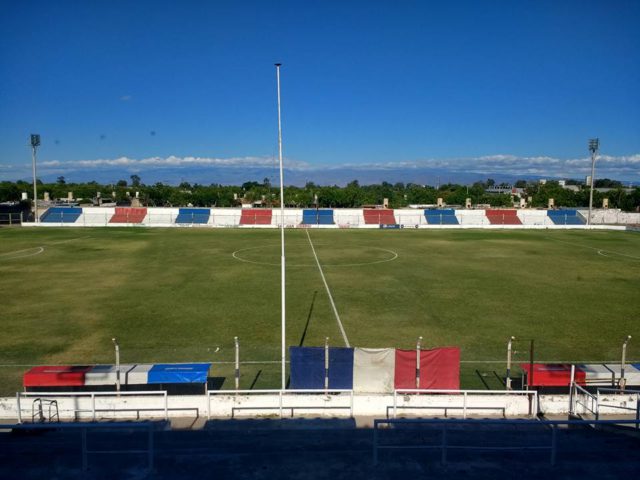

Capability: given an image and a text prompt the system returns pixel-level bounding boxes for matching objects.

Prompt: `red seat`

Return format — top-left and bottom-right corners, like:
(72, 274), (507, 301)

(363, 209), (396, 225)
(240, 209), (272, 225)
(486, 209), (522, 225)
(109, 207), (147, 224)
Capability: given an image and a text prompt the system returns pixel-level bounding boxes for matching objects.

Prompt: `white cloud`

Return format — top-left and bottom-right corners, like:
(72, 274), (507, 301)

(338, 154), (640, 178)
(2, 153), (638, 181)
(120, 95), (133, 101)
(38, 155), (310, 170)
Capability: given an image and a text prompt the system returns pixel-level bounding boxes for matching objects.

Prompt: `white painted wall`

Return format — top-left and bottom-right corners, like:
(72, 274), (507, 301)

(518, 210), (550, 226)
(456, 209), (488, 226)
(211, 208), (243, 226)
(146, 208), (180, 226)
(395, 209), (425, 226)
(334, 209), (365, 226)
(2, 391), (634, 422)
(272, 208), (303, 226)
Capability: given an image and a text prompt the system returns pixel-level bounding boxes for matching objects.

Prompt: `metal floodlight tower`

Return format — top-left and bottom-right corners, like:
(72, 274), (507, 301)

(30, 134), (41, 223)
(112, 337), (120, 393)
(275, 63), (286, 391)
(587, 138), (599, 226)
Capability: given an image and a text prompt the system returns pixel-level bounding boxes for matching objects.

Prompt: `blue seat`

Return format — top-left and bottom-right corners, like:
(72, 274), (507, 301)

(425, 209), (459, 225)
(289, 346), (353, 389)
(547, 210), (585, 225)
(175, 208), (211, 224)
(40, 207), (82, 223)
(302, 209), (334, 225)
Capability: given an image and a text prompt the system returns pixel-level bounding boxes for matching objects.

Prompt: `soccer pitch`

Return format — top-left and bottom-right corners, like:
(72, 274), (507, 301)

(1, 227), (639, 394)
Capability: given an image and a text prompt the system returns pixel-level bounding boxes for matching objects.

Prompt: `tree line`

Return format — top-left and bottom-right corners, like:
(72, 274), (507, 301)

(1, 176), (638, 211)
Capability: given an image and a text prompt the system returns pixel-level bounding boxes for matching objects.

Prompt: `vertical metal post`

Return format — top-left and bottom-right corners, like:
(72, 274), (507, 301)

(393, 391), (398, 419)
(569, 365), (576, 415)
(234, 336), (240, 391)
(91, 394), (96, 421)
(164, 392), (168, 421)
(31, 138), (39, 223)
(416, 336), (423, 389)
(620, 335), (632, 391)
(112, 338), (120, 393)
(324, 337), (330, 393)
(588, 138), (599, 227)
(275, 63), (286, 391)
(16, 393), (22, 424)
(529, 340), (535, 388)
(350, 390), (354, 418)
(506, 336), (515, 390)
(463, 392), (468, 419)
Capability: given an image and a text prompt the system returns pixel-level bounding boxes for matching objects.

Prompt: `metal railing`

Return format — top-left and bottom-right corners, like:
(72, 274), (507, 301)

(0, 212), (23, 225)
(16, 391), (169, 423)
(391, 389), (538, 419)
(596, 388), (640, 428)
(0, 421), (158, 472)
(372, 417), (640, 466)
(570, 383), (599, 419)
(31, 398), (59, 423)
(206, 389), (354, 419)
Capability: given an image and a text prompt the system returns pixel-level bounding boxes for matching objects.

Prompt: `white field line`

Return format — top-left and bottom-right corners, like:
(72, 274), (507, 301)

(546, 237), (640, 261)
(0, 246), (45, 259)
(47, 236), (91, 245)
(305, 229), (350, 347)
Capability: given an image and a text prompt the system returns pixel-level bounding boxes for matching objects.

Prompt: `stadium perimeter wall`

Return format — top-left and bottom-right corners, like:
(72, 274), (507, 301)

(0, 392), (634, 421)
(23, 207), (639, 229)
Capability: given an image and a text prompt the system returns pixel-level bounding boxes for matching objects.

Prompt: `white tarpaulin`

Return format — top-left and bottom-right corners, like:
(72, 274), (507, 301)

(84, 364), (136, 386)
(353, 348), (395, 393)
(604, 364), (640, 385)
(579, 364), (616, 385)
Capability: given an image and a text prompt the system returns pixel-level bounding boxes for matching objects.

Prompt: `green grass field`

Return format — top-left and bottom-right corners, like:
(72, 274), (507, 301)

(1, 226), (639, 394)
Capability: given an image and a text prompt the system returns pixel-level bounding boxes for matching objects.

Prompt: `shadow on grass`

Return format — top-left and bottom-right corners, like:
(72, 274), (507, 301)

(298, 290), (318, 347)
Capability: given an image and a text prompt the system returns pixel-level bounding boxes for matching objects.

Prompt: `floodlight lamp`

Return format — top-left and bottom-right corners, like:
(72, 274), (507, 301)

(30, 134), (41, 147)
(588, 138), (599, 153)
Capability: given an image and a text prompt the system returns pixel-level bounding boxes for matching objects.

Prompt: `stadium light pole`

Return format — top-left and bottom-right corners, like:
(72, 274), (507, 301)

(275, 63), (286, 391)
(620, 335), (632, 391)
(587, 138), (599, 227)
(30, 134), (41, 223)
(112, 337), (120, 393)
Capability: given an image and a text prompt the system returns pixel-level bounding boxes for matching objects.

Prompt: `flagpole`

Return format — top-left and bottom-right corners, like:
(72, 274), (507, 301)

(275, 63), (286, 390)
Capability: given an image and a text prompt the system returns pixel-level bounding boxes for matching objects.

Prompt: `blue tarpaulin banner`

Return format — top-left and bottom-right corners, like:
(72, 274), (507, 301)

(147, 363), (211, 384)
(289, 347), (354, 389)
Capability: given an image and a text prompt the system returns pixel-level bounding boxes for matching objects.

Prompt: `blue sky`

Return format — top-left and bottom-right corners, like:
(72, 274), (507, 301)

(1, 0), (639, 184)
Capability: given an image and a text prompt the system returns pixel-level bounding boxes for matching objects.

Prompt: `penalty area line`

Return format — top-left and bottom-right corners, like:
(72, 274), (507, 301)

(305, 229), (351, 348)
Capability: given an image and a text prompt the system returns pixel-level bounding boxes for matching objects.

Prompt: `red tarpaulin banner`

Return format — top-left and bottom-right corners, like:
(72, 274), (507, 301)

(394, 347), (460, 390)
(520, 364), (586, 387)
(23, 365), (93, 387)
